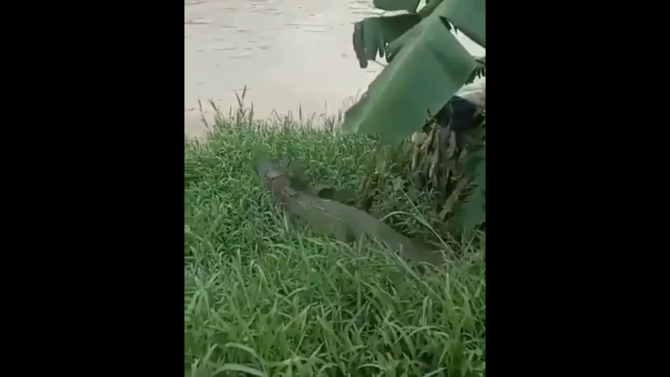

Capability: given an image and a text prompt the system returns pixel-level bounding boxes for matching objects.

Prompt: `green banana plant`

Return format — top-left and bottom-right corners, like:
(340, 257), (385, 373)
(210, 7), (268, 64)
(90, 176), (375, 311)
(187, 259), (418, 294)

(345, 0), (486, 144)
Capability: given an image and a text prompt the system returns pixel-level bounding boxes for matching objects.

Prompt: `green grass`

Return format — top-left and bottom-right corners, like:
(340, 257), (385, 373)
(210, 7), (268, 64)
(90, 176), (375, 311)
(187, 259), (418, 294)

(184, 111), (486, 377)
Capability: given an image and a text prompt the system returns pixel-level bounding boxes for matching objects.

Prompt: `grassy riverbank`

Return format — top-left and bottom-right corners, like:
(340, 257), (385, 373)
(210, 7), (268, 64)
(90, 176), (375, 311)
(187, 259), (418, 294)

(184, 113), (486, 376)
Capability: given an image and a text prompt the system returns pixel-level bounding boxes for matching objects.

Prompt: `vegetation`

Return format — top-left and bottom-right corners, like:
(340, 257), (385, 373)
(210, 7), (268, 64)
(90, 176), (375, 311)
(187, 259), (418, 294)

(184, 108), (486, 376)
(347, 0), (486, 239)
(346, 0), (485, 142)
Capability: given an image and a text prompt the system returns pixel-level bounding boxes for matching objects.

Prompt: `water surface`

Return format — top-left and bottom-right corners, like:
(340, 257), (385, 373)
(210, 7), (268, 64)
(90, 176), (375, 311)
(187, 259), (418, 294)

(185, 0), (386, 136)
(184, 0), (484, 137)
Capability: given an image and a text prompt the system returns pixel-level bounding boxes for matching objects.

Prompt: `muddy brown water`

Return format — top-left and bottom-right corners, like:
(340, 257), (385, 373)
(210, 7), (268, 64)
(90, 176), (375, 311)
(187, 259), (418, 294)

(184, 0), (484, 138)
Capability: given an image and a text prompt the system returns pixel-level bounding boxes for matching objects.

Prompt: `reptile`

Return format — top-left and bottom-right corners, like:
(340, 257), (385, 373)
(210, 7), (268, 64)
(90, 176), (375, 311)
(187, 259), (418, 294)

(255, 158), (445, 266)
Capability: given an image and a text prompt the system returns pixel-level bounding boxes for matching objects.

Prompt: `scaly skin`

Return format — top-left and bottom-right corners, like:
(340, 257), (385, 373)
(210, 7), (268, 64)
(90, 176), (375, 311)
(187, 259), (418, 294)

(256, 158), (445, 266)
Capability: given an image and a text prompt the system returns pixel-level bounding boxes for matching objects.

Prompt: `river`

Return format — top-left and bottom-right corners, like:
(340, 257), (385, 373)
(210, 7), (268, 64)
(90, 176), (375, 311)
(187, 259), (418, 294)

(184, 0), (484, 137)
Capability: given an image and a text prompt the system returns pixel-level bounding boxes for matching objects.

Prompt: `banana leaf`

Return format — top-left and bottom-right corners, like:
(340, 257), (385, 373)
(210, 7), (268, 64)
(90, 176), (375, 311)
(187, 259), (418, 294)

(344, 0), (479, 144)
(418, 0), (444, 18)
(441, 0), (485, 48)
(352, 13), (423, 68)
(373, 0), (421, 12)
